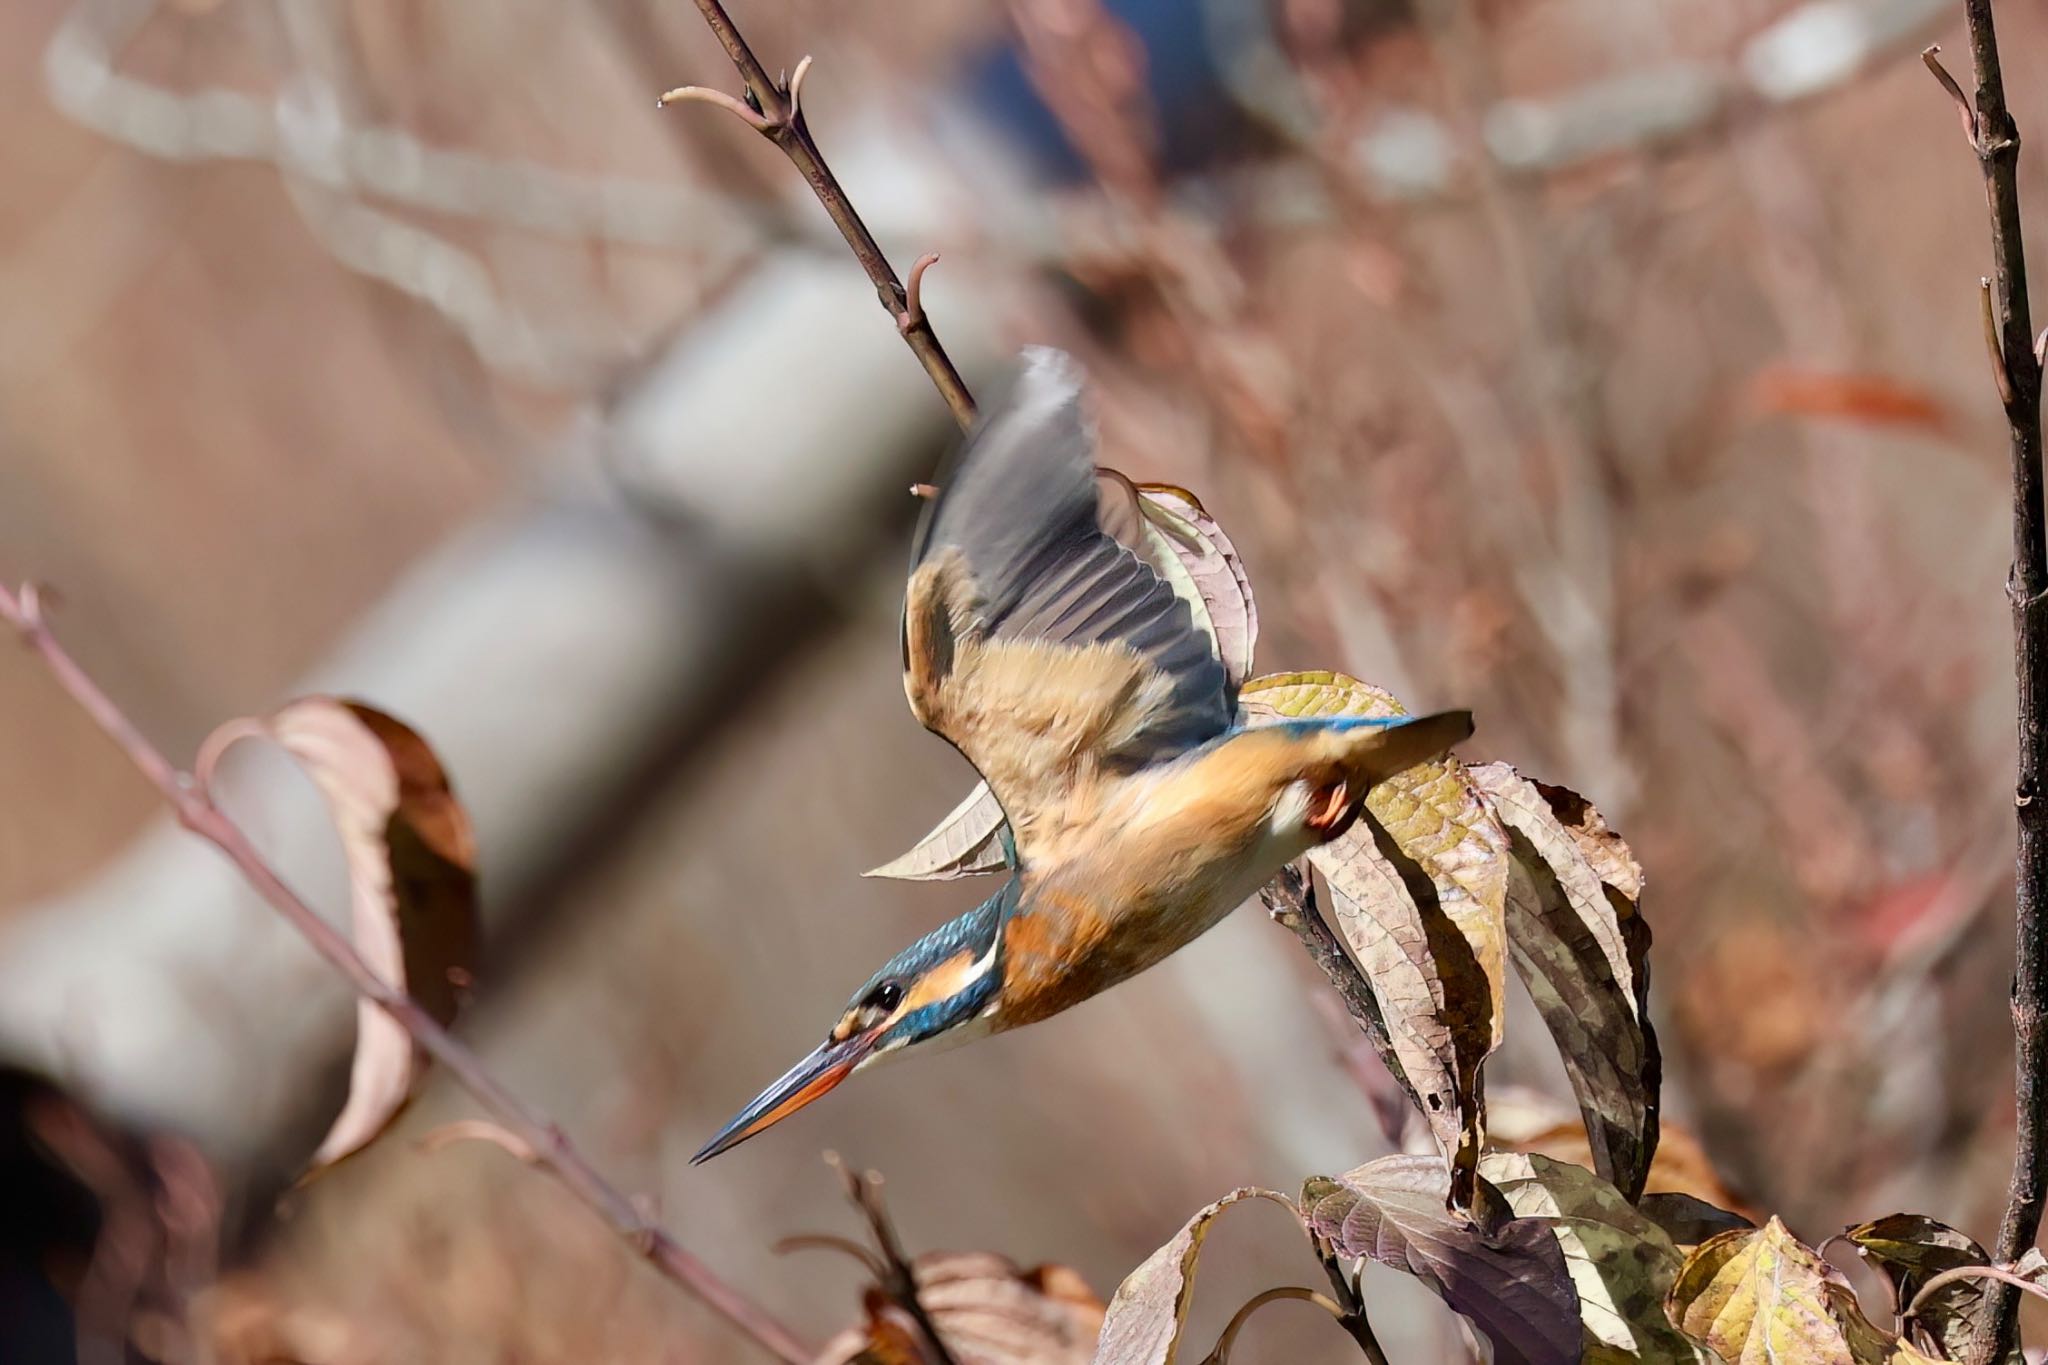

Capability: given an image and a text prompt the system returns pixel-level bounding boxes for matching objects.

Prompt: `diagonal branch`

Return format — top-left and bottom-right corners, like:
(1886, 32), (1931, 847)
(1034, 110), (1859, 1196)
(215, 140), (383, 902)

(1259, 863), (1418, 1117)
(1926, 13), (2048, 1364)
(0, 582), (813, 1365)
(660, 0), (977, 431)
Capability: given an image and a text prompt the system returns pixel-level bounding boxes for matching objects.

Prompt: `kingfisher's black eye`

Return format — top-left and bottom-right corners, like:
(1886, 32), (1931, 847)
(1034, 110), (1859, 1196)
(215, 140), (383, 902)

(865, 981), (905, 1012)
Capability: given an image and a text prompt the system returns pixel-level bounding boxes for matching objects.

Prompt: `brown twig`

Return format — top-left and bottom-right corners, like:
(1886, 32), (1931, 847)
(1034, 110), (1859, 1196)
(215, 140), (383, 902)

(1259, 864), (1418, 1112)
(1927, 20), (2048, 1365)
(1307, 1239), (1393, 1365)
(825, 1153), (961, 1365)
(0, 583), (813, 1365)
(659, 1), (977, 431)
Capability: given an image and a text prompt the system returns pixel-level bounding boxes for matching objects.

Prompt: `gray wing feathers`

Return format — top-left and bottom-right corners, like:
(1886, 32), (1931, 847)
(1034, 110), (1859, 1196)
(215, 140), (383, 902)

(912, 348), (1231, 761)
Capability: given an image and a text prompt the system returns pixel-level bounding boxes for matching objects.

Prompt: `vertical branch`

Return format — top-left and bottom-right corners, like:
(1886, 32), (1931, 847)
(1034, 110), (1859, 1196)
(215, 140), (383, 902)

(0, 584), (813, 1365)
(1928, 8), (2048, 1361)
(660, 0), (977, 431)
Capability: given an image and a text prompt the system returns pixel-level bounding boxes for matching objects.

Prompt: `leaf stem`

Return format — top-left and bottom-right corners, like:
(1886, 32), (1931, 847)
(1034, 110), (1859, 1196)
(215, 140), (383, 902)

(1312, 1234), (1394, 1365)
(1905, 1263), (2048, 1323)
(1199, 1286), (1351, 1365)
(0, 582), (813, 1365)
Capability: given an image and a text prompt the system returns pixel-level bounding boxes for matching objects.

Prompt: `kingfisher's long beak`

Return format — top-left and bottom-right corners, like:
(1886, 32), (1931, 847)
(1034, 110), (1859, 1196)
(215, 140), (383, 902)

(691, 1026), (884, 1163)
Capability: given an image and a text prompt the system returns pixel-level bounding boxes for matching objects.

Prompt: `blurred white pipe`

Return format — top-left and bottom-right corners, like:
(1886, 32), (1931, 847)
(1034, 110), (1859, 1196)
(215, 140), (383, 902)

(0, 252), (1002, 1161)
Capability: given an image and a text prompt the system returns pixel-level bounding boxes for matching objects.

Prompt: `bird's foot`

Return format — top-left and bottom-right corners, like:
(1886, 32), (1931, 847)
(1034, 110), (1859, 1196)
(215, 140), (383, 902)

(1306, 780), (1358, 841)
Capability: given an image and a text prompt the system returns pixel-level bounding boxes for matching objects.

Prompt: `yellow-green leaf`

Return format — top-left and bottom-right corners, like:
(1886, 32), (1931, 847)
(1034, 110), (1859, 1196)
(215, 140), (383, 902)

(1241, 670), (1509, 1214)
(1480, 1153), (1705, 1361)
(1667, 1218), (1944, 1364)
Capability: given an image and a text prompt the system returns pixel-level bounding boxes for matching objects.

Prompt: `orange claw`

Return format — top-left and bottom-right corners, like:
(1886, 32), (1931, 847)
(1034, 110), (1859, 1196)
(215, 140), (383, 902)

(1306, 780), (1353, 838)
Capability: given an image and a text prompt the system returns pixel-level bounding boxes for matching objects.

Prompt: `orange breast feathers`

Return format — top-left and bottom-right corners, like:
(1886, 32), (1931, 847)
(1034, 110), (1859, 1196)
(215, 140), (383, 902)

(993, 729), (1344, 1027)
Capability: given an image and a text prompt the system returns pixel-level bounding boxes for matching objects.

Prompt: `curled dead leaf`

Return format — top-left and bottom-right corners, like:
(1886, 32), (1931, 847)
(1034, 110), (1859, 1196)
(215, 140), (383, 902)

(1844, 1214), (2001, 1361)
(863, 783), (1009, 881)
(1133, 483), (1258, 685)
(1093, 1189), (1294, 1365)
(206, 698), (477, 1171)
(1240, 670), (1508, 1215)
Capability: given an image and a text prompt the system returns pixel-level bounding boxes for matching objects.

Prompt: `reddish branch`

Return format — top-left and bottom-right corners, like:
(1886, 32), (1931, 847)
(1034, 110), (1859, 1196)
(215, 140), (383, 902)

(0, 583), (812, 1365)
(1926, 9), (2048, 1362)
(659, 0), (977, 431)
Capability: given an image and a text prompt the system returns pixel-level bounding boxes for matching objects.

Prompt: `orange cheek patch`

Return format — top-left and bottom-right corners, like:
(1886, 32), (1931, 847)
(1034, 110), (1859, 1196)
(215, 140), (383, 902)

(900, 949), (979, 1013)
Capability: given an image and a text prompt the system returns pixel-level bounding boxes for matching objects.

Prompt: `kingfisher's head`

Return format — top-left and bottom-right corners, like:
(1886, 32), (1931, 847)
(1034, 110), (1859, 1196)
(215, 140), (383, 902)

(691, 884), (1013, 1162)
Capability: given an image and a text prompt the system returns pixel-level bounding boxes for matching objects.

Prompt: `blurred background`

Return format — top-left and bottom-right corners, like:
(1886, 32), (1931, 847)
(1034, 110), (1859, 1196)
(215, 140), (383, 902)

(0, 0), (2038, 1359)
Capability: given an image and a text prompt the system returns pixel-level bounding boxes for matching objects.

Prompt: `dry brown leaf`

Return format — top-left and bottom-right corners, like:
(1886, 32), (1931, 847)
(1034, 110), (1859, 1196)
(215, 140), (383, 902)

(816, 1252), (1105, 1365)
(1844, 1214), (2003, 1362)
(1240, 670), (1508, 1214)
(1300, 1154), (1579, 1365)
(1667, 1218), (1945, 1364)
(1134, 484), (1258, 684)
(1094, 1189), (1293, 1365)
(862, 783), (1009, 881)
(221, 698), (477, 1170)
(1469, 763), (1660, 1200)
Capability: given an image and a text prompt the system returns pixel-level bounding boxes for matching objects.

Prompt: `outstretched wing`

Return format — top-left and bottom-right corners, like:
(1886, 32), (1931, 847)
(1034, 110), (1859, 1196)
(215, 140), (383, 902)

(902, 348), (1231, 866)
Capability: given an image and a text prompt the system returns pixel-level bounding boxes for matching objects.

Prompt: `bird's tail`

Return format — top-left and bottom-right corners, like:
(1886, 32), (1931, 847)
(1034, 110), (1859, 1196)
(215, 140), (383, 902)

(1322, 710), (1475, 786)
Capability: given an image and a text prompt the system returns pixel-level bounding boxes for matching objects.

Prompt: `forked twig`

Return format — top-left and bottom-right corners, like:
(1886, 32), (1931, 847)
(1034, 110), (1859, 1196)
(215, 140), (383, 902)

(660, 0), (977, 430)
(825, 1152), (962, 1365)
(0, 583), (812, 1365)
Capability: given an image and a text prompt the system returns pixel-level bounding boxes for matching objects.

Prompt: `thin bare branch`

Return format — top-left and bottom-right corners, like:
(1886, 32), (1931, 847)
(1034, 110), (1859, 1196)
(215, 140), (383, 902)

(773, 1233), (888, 1280)
(0, 582), (812, 1365)
(1928, 4), (2048, 1361)
(663, 1), (977, 430)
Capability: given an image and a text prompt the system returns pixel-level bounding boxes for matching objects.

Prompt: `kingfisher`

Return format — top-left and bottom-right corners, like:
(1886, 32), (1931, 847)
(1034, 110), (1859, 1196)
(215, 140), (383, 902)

(693, 348), (1471, 1162)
